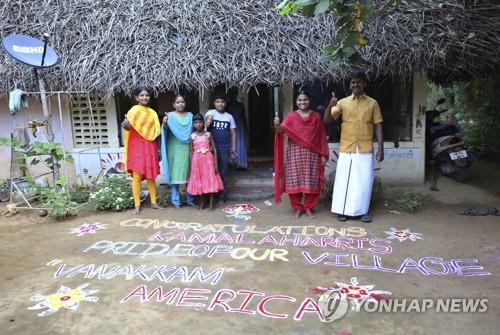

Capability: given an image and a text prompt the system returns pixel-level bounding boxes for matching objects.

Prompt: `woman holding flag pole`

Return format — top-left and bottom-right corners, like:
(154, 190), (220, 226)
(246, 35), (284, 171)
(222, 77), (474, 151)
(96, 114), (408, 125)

(273, 90), (329, 219)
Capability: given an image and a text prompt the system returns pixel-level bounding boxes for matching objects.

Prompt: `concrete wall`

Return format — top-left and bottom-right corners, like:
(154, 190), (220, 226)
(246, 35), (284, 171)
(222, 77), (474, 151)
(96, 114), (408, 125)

(0, 94), (76, 182)
(0, 93), (122, 185)
(71, 97), (123, 185)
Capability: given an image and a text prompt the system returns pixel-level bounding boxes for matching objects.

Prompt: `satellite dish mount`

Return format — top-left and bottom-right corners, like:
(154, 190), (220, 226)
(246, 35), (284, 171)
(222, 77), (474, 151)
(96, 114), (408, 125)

(2, 33), (60, 140)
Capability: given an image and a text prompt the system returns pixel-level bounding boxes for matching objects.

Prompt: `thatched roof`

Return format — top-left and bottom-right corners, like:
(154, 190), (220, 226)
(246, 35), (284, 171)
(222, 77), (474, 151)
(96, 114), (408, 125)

(1, 0), (499, 95)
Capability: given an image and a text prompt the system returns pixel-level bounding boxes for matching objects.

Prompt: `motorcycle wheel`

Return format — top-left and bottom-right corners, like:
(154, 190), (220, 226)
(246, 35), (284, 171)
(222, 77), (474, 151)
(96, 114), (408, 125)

(455, 166), (469, 183)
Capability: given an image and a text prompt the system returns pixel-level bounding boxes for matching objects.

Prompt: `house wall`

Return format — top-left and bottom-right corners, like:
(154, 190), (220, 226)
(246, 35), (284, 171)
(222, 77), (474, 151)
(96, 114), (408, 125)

(0, 94), (77, 183)
(1, 74), (427, 187)
(70, 97), (124, 185)
(0, 93), (125, 186)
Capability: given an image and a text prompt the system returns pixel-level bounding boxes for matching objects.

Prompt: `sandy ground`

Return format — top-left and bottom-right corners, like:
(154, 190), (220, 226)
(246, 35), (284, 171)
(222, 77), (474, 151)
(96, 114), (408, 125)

(0, 164), (499, 335)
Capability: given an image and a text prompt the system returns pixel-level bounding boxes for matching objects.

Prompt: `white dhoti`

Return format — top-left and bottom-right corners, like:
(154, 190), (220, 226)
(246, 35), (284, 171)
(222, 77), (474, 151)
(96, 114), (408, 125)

(331, 150), (374, 216)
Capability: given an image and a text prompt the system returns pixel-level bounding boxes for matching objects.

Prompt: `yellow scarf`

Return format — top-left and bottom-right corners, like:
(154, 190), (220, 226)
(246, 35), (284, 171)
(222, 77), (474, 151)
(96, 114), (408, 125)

(124, 105), (161, 171)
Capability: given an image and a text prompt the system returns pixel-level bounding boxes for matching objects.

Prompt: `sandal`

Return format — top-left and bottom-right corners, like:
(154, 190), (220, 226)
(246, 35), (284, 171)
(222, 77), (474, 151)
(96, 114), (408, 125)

(337, 214), (347, 222)
(361, 215), (372, 223)
(486, 207), (500, 216)
(460, 207), (488, 216)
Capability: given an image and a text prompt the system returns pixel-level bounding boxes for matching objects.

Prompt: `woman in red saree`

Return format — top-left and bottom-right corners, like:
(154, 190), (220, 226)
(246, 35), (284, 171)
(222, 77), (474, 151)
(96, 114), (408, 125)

(274, 91), (329, 218)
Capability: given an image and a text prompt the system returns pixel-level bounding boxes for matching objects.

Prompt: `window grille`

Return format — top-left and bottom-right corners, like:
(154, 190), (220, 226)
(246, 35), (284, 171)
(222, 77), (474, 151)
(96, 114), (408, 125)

(70, 94), (109, 147)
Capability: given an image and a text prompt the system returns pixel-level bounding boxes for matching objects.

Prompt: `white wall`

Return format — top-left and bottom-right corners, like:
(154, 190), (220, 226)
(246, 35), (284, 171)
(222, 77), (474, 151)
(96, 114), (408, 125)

(0, 94), (75, 181)
(0, 93), (122, 185)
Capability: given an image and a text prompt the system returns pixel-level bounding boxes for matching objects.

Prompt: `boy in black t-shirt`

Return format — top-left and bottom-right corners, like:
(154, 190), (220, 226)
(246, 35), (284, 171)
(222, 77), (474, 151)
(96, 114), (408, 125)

(205, 94), (237, 204)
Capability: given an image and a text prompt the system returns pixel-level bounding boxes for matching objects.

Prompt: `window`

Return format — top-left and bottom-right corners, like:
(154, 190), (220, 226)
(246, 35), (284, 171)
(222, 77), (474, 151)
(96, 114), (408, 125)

(70, 94), (110, 147)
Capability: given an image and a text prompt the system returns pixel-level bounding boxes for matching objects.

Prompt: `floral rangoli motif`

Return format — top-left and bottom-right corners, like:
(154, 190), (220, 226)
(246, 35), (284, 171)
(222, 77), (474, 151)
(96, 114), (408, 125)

(385, 227), (423, 242)
(315, 277), (392, 311)
(223, 203), (260, 220)
(28, 283), (99, 317)
(69, 222), (106, 236)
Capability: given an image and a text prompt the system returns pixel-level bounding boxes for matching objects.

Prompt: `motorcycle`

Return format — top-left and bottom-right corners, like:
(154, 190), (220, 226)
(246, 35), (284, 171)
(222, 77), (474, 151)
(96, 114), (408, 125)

(426, 98), (472, 183)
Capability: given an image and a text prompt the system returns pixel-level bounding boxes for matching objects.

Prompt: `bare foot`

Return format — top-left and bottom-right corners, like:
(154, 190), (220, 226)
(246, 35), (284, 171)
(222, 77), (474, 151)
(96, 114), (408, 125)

(295, 210), (302, 219)
(133, 206), (141, 214)
(305, 210), (315, 219)
(151, 204), (161, 209)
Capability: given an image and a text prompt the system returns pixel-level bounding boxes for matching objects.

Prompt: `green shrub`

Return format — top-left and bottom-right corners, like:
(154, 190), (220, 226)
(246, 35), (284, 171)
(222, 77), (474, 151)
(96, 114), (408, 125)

(70, 184), (91, 204)
(157, 190), (172, 207)
(384, 191), (425, 213)
(89, 174), (134, 211)
(36, 176), (77, 218)
(321, 171), (335, 204)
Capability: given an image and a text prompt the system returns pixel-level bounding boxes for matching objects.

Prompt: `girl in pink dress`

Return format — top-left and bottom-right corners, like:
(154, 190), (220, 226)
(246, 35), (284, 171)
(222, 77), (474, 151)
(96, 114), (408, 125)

(187, 114), (224, 210)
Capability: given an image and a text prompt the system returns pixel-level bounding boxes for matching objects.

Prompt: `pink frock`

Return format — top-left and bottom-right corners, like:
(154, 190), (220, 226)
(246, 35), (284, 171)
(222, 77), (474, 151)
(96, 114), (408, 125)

(187, 133), (224, 195)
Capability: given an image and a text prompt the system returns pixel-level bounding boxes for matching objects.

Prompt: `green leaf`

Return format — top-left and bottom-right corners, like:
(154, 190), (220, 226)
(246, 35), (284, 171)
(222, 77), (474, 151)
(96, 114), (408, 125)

(323, 43), (337, 54)
(295, 0), (316, 6)
(359, 0), (374, 6)
(276, 0), (290, 10)
(343, 32), (360, 47)
(302, 4), (316, 17)
(359, 4), (373, 19)
(348, 52), (365, 66)
(314, 0), (330, 15)
(342, 46), (357, 57)
(278, 3), (292, 15)
(335, 2), (355, 15)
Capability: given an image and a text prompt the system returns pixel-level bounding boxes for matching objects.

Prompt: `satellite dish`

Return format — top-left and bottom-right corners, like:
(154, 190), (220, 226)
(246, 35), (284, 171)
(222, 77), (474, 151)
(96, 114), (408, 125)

(2, 34), (59, 68)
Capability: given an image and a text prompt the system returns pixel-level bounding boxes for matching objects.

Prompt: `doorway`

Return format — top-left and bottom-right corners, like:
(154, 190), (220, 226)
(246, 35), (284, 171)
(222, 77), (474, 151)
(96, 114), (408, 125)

(247, 84), (277, 159)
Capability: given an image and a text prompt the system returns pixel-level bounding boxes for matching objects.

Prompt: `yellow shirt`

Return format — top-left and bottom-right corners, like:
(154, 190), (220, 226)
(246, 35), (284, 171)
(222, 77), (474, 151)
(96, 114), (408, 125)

(331, 94), (383, 153)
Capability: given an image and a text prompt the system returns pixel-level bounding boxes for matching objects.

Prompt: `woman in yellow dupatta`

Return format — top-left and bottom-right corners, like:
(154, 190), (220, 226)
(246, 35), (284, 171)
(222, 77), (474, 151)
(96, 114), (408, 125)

(122, 86), (161, 214)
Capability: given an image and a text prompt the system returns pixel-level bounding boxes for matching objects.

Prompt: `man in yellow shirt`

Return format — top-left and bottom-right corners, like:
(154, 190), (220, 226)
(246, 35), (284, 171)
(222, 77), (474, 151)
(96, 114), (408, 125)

(324, 71), (384, 222)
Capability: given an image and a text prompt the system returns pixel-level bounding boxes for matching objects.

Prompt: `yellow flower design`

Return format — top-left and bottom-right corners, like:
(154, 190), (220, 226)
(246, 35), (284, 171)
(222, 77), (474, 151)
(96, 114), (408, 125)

(46, 289), (87, 310)
(28, 283), (99, 317)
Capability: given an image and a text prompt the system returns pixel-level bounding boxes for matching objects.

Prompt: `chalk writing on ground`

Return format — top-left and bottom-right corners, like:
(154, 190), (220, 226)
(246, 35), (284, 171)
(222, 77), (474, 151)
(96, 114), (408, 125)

(148, 231), (393, 255)
(54, 263), (224, 285)
(120, 218), (368, 237)
(82, 240), (290, 262)
(46, 259), (63, 266)
(31, 216), (491, 323)
(303, 251), (490, 277)
(120, 285), (324, 321)
(28, 283), (99, 317)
